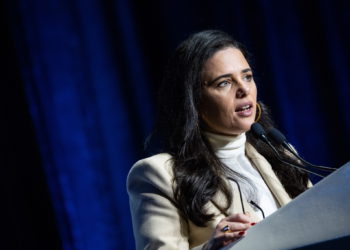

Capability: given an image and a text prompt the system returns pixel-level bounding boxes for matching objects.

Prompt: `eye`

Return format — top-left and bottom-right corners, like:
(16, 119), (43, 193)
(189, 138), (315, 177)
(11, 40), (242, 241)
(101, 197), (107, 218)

(243, 74), (253, 82)
(217, 80), (231, 88)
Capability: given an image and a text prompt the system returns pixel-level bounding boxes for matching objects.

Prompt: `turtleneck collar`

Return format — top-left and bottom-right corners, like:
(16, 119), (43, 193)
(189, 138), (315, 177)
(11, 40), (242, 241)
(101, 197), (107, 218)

(204, 131), (246, 159)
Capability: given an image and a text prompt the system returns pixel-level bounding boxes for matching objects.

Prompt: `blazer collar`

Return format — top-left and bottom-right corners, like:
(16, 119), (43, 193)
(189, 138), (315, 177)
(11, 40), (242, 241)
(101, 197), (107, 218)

(209, 143), (291, 220)
(245, 143), (292, 206)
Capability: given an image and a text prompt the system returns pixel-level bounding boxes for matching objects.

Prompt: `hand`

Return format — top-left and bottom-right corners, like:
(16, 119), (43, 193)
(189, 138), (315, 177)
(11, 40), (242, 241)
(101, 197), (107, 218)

(203, 213), (254, 250)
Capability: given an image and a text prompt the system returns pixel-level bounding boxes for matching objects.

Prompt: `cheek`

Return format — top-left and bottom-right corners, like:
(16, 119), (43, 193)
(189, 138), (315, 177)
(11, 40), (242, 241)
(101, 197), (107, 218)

(252, 84), (258, 99)
(200, 96), (233, 125)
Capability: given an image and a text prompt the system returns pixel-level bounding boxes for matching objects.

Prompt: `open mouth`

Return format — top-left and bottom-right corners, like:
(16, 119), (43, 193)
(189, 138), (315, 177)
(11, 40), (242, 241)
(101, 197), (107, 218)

(235, 104), (252, 112)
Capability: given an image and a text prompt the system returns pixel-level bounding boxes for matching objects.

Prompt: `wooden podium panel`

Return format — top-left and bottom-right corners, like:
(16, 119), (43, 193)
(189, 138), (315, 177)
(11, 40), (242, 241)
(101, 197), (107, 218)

(223, 162), (350, 250)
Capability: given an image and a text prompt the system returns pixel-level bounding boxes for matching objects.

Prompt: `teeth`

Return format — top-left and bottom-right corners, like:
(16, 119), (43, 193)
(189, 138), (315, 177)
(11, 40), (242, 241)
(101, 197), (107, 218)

(241, 105), (250, 111)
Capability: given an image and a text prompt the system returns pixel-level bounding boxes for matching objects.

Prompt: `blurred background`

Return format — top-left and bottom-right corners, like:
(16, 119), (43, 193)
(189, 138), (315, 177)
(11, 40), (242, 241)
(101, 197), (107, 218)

(2, 0), (349, 249)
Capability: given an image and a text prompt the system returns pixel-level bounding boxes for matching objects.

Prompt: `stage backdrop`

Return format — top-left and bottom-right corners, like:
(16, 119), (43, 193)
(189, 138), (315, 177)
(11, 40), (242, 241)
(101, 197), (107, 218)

(5, 0), (349, 249)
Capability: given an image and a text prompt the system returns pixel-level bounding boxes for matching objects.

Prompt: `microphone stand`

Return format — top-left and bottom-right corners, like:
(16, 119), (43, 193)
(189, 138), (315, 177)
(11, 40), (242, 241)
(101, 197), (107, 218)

(250, 123), (326, 178)
(266, 127), (337, 172)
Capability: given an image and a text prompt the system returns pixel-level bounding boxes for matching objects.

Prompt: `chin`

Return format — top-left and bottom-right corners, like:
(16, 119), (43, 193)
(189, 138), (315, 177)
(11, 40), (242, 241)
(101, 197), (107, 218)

(235, 121), (255, 134)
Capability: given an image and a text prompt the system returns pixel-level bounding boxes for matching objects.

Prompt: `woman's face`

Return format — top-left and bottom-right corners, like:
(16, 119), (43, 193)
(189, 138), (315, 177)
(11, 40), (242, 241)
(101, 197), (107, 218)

(199, 47), (257, 136)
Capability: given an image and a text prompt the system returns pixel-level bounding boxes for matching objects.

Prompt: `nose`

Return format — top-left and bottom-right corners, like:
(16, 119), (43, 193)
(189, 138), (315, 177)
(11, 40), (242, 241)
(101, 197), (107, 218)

(235, 82), (250, 98)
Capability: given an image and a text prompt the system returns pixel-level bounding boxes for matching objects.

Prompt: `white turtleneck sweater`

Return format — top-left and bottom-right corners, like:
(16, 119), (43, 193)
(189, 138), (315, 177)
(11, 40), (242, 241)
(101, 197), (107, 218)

(205, 132), (278, 219)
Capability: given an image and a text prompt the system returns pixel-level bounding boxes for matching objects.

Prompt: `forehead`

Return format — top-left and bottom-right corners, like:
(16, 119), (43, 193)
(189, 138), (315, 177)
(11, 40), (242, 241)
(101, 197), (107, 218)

(202, 47), (250, 79)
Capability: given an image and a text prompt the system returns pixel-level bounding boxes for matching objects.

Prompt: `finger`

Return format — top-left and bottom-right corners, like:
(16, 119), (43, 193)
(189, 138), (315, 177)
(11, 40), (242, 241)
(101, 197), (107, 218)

(223, 222), (250, 232)
(222, 231), (246, 239)
(225, 213), (252, 223)
(210, 229), (247, 249)
(217, 219), (251, 233)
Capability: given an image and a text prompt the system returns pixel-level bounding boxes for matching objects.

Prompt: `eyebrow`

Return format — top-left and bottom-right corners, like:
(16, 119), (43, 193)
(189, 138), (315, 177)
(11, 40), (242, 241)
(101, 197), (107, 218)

(206, 68), (252, 86)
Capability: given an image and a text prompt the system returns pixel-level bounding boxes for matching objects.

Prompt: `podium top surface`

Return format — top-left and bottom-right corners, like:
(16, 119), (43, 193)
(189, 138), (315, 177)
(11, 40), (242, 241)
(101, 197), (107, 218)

(222, 162), (350, 250)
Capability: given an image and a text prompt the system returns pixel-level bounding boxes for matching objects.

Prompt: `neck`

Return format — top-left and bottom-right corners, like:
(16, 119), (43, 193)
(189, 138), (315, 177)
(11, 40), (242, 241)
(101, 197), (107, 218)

(204, 131), (246, 159)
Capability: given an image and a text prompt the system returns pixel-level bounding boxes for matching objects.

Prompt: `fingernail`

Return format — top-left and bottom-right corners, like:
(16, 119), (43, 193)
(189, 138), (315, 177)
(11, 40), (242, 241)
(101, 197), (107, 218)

(238, 231), (245, 236)
(251, 222), (256, 226)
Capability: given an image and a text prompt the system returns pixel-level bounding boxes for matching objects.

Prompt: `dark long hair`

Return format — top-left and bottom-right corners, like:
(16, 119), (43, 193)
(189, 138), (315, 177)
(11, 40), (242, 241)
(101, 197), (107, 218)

(154, 30), (308, 227)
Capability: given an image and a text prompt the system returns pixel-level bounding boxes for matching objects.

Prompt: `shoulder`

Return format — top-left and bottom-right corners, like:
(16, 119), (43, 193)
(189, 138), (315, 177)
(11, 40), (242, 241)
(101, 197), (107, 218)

(127, 153), (175, 196)
(132, 153), (173, 169)
(128, 153), (174, 180)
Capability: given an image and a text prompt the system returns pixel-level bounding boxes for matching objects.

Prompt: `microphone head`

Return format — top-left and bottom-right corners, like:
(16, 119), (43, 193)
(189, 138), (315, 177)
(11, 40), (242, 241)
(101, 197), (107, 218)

(267, 127), (286, 145)
(250, 123), (266, 139)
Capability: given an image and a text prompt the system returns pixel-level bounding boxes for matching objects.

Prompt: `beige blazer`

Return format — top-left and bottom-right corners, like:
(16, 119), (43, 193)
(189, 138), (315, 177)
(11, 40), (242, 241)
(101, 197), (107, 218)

(127, 143), (293, 250)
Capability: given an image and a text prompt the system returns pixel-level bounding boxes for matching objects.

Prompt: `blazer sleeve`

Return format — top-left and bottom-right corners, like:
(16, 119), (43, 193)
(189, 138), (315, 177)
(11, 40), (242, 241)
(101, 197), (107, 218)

(127, 155), (203, 250)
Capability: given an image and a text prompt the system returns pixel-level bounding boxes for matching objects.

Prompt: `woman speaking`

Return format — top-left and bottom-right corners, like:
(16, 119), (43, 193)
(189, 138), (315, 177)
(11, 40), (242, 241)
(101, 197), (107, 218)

(127, 30), (309, 250)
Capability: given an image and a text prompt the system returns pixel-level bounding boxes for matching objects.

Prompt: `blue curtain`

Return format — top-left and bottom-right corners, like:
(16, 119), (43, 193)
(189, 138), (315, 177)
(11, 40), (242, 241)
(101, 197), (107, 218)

(6, 0), (349, 249)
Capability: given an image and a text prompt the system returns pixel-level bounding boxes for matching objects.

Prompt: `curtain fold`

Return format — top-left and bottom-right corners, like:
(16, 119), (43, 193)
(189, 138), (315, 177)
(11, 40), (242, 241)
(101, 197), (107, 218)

(6, 0), (349, 249)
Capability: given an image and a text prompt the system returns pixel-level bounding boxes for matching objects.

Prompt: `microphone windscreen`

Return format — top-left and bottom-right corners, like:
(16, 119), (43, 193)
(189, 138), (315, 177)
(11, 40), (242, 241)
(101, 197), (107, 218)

(250, 123), (266, 139)
(267, 127), (286, 144)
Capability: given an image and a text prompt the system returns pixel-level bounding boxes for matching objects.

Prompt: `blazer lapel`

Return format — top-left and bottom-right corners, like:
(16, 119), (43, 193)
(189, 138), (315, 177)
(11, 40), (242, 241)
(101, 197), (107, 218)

(209, 178), (262, 222)
(206, 143), (291, 222)
(245, 143), (292, 207)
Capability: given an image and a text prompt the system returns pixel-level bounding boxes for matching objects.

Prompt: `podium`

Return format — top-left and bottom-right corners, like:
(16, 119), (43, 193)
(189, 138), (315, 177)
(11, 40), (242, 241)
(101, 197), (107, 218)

(223, 162), (350, 250)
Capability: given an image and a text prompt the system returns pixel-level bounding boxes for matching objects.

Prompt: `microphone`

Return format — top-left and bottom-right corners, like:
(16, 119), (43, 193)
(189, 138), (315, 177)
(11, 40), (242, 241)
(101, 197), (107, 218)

(266, 127), (296, 153)
(250, 123), (270, 144)
(266, 127), (336, 172)
(250, 123), (325, 178)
